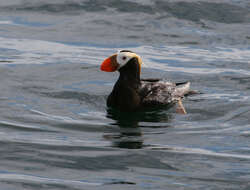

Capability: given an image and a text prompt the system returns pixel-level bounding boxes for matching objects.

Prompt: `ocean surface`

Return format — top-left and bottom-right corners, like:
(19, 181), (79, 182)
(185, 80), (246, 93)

(0, 0), (250, 189)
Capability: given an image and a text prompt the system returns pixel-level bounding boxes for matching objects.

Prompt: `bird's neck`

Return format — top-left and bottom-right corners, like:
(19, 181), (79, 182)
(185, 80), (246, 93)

(118, 71), (140, 89)
(117, 57), (141, 89)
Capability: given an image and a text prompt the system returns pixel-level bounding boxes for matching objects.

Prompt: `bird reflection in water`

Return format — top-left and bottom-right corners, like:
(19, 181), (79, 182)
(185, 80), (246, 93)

(104, 108), (172, 149)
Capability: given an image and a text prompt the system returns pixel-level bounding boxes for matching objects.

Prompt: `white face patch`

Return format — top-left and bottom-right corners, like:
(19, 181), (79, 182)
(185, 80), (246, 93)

(116, 51), (142, 69)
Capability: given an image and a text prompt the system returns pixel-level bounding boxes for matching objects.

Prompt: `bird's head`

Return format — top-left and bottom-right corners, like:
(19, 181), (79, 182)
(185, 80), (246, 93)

(100, 50), (143, 75)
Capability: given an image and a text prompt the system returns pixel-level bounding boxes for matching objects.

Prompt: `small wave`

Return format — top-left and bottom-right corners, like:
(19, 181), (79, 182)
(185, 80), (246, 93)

(23, 109), (113, 134)
(197, 93), (250, 102)
(0, 37), (110, 65)
(0, 129), (111, 147)
(0, 120), (52, 132)
(0, 20), (17, 25)
(139, 46), (250, 75)
(147, 144), (250, 160)
(0, 18), (49, 27)
(173, 124), (248, 135)
(0, 172), (102, 188)
(0, 1), (152, 14)
(0, 172), (137, 188)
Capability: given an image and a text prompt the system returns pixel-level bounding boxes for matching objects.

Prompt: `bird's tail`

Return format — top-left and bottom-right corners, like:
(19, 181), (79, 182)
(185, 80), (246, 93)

(175, 82), (191, 97)
(176, 82), (199, 97)
(174, 82), (191, 114)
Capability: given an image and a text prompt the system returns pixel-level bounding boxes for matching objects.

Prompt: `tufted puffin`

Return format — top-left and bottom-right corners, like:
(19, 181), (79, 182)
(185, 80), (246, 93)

(100, 50), (193, 113)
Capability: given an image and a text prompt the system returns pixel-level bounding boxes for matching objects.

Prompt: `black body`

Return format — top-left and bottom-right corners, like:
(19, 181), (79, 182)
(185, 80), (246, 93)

(107, 57), (190, 111)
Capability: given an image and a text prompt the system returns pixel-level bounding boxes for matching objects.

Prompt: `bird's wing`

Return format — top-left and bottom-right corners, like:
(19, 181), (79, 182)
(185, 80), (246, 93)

(139, 80), (190, 107)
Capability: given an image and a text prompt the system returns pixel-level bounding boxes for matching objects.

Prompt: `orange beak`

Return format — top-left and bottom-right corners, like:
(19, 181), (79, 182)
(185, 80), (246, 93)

(100, 54), (119, 72)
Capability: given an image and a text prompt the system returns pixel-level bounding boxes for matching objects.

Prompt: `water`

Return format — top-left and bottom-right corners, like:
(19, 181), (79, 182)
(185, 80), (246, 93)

(0, 0), (250, 189)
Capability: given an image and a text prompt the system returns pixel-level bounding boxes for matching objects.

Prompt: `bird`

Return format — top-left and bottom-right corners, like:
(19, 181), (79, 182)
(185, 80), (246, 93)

(100, 50), (193, 113)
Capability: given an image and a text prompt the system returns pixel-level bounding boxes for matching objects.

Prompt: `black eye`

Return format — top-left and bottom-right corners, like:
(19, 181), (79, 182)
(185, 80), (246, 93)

(122, 56), (126, 60)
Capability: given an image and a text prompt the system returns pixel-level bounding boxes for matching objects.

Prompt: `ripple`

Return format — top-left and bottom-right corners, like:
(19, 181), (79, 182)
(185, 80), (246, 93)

(147, 144), (250, 160)
(0, 37), (109, 65)
(28, 109), (111, 130)
(0, 120), (52, 132)
(0, 130), (110, 148)
(0, 172), (102, 188)
(0, 20), (17, 25)
(198, 93), (250, 102)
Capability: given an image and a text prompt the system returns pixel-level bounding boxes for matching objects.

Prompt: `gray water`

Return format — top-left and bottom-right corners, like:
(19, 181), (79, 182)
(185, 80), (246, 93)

(0, 0), (250, 189)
